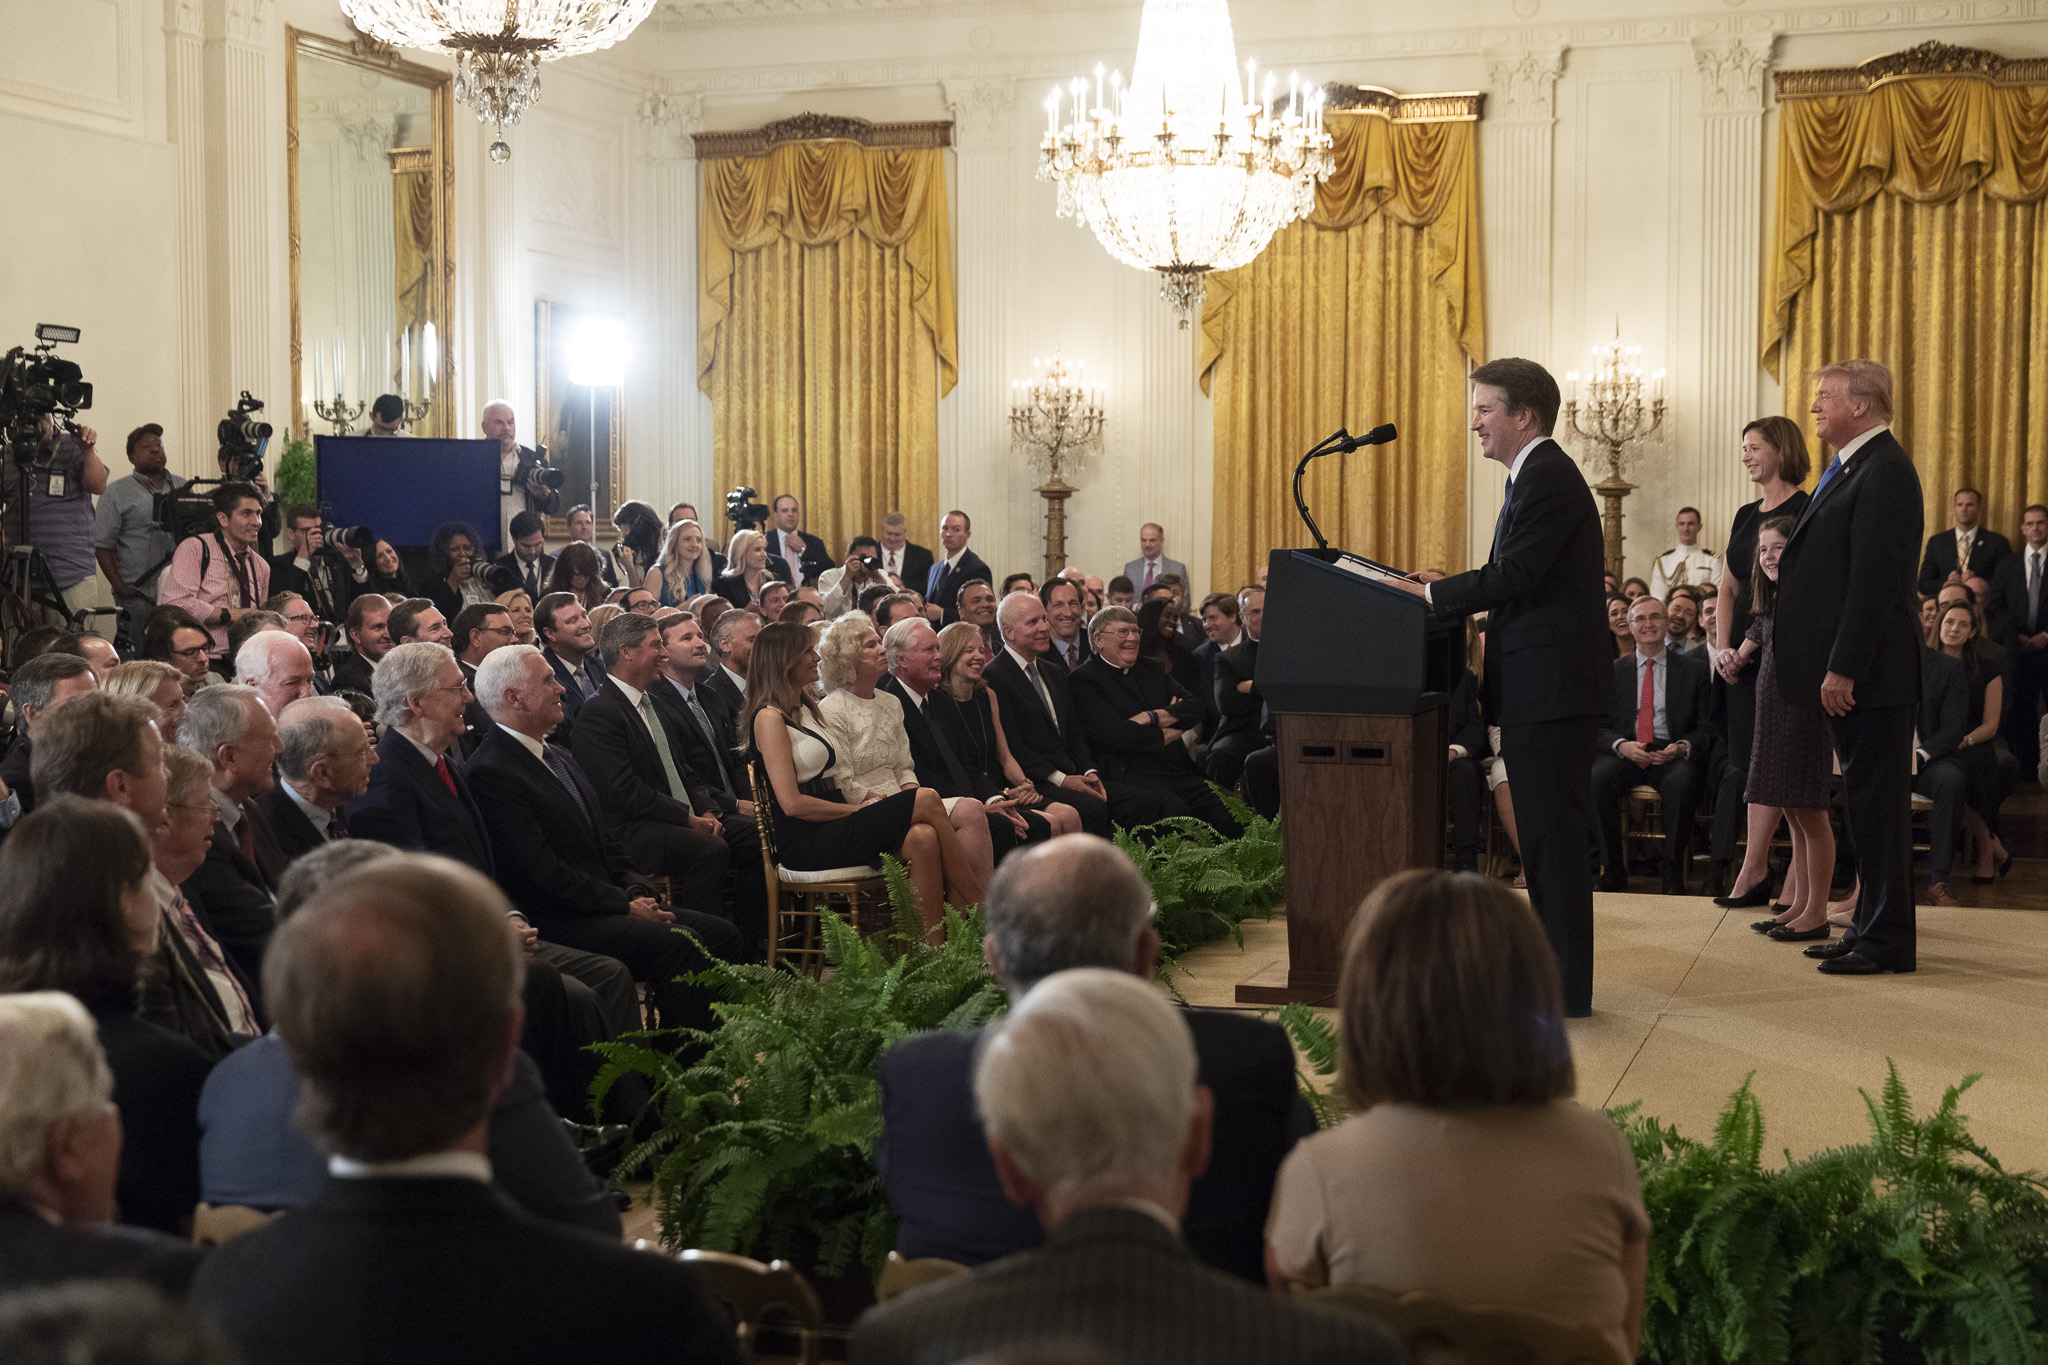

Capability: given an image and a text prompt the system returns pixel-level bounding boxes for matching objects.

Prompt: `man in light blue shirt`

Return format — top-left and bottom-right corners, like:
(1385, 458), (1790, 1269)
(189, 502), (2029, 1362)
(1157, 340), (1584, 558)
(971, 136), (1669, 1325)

(93, 423), (185, 651)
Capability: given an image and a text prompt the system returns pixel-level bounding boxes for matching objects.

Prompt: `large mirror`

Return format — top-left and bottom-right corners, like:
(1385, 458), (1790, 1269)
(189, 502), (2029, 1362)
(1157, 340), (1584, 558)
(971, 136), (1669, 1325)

(288, 29), (452, 440)
(535, 300), (626, 537)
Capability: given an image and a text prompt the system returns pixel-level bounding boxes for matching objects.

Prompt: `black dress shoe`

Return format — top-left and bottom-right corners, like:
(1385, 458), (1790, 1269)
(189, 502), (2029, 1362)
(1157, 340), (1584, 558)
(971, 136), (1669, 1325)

(1768, 922), (1830, 942)
(1805, 939), (1856, 960)
(1596, 875), (1629, 893)
(1817, 950), (1900, 975)
(1714, 882), (1774, 909)
(1750, 918), (1786, 934)
(1702, 861), (1731, 899)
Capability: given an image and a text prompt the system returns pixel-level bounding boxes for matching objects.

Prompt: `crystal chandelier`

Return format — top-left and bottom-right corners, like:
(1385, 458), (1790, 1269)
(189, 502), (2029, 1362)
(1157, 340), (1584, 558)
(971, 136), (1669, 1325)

(1010, 353), (1107, 580)
(340, 1), (658, 162)
(1038, 0), (1333, 326)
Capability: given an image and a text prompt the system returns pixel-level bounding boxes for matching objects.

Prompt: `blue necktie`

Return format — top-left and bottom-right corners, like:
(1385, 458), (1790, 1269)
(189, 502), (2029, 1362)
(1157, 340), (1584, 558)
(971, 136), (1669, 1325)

(1815, 459), (1842, 496)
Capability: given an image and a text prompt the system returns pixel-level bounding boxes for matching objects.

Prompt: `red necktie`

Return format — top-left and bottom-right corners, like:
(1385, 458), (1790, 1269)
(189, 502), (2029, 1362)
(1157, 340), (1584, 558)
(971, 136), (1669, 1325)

(1143, 560), (1156, 589)
(1635, 657), (1656, 757)
(436, 755), (459, 797)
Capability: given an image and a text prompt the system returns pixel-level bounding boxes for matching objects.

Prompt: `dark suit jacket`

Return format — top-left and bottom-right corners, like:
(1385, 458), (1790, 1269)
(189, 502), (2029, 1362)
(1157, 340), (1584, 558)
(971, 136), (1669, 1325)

(0, 734), (35, 824)
(651, 676), (744, 815)
(983, 647), (1094, 782)
(878, 1010), (1314, 1283)
(1043, 630), (1092, 675)
(1211, 639), (1265, 746)
(457, 659), (493, 757)
(695, 668), (747, 756)
(1917, 526), (2011, 596)
(1067, 656), (1203, 784)
(767, 528), (835, 586)
(541, 646), (609, 740)
(187, 1176), (742, 1365)
(463, 726), (650, 932)
(569, 680), (699, 828)
(328, 650), (375, 698)
(891, 541), (934, 594)
(490, 549), (556, 599)
(253, 785), (331, 866)
(1597, 648), (1713, 757)
(0, 1197), (201, 1299)
(183, 803), (287, 990)
(852, 1205), (1393, 1365)
(198, 1031), (617, 1236)
(925, 549), (993, 624)
(266, 551), (358, 626)
(878, 674), (982, 799)
(1917, 646), (1970, 762)
(1776, 434), (1926, 710)
(1191, 638), (1227, 734)
(1447, 664), (1488, 757)
(93, 1006), (214, 1236)
(1430, 440), (1609, 725)
(342, 728), (495, 876)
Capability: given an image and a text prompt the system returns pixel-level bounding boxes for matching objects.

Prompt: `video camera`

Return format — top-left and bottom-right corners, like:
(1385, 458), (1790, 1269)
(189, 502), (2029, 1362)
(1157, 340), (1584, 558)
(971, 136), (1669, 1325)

(217, 391), (271, 482)
(0, 324), (93, 480)
(726, 485), (770, 532)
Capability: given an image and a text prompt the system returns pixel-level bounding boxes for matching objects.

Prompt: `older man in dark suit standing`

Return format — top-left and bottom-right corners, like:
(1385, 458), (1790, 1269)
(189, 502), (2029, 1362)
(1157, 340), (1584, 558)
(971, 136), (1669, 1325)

(1395, 357), (1608, 1016)
(1783, 360), (1925, 977)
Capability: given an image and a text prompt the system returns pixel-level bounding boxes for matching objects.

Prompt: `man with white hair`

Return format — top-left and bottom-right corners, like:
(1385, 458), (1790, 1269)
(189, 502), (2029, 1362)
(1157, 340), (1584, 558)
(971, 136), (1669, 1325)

(0, 993), (202, 1296)
(858, 967), (1388, 1365)
(881, 616), (1020, 861)
(236, 628), (317, 720)
(342, 641), (494, 873)
(256, 697), (377, 862)
(877, 835), (1309, 1284)
(482, 399), (561, 547)
(179, 683), (287, 989)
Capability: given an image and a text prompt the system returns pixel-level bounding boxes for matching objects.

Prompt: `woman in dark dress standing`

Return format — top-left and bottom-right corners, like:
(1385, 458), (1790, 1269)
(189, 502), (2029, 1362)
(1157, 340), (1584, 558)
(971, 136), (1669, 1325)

(0, 798), (214, 1237)
(1707, 417), (1811, 899)
(746, 622), (985, 934)
(1718, 520), (1834, 941)
(926, 622), (1082, 844)
(1935, 601), (2016, 882)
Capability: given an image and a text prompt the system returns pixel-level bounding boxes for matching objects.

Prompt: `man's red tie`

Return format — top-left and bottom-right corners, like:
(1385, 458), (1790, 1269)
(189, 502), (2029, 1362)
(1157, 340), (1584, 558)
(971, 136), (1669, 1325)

(436, 755), (459, 797)
(1635, 657), (1656, 760)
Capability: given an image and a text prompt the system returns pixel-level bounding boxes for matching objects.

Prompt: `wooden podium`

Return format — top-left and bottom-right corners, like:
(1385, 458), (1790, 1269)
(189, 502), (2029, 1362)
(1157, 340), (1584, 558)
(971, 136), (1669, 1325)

(1236, 549), (1458, 1006)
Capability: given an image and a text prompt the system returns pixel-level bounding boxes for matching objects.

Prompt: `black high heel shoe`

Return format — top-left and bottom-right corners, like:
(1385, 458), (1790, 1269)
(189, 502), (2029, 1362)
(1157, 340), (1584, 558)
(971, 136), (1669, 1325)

(1768, 922), (1831, 942)
(1715, 882), (1774, 909)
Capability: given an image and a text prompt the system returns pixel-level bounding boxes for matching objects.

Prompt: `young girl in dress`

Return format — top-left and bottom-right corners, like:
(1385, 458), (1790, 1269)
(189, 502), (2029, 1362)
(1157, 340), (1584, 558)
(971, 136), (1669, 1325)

(1716, 519), (1836, 940)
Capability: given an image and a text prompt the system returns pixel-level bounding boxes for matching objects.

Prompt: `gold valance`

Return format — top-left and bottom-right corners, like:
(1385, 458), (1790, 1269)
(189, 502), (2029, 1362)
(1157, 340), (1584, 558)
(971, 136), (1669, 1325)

(697, 132), (957, 396)
(1763, 43), (2048, 376)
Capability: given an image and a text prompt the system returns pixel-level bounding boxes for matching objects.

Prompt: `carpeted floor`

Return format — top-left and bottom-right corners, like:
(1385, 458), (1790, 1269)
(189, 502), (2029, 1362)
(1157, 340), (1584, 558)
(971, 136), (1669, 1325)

(1177, 884), (2048, 1174)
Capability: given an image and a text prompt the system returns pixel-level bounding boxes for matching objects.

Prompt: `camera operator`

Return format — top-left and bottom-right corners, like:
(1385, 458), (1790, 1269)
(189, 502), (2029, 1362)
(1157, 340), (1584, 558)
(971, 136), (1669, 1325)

(481, 400), (560, 548)
(818, 536), (901, 617)
(92, 423), (184, 651)
(367, 394), (412, 437)
(13, 413), (109, 624)
(266, 504), (359, 630)
(158, 481), (270, 661)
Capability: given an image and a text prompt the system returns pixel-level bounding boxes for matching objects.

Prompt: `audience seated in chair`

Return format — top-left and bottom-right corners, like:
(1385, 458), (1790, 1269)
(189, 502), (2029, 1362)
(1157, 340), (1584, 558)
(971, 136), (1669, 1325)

(876, 617), (1015, 869)
(257, 697), (374, 862)
(857, 965), (1391, 1365)
(877, 833), (1315, 1286)
(1914, 640), (1971, 905)
(141, 744), (260, 1060)
(1590, 596), (1710, 894)
(0, 651), (100, 829)
(0, 993), (204, 1298)
(1265, 869), (1647, 1364)
(185, 854), (742, 1365)
(928, 622), (1082, 842)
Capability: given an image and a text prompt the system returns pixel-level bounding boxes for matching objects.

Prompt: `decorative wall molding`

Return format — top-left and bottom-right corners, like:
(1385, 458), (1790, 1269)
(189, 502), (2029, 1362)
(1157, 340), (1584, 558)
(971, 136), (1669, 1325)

(528, 115), (624, 245)
(1484, 47), (1566, 122)
(212, 0), (271, 48)
(692, 112), (952, 158)
(1775, 39), (2048, 96)
(941, 78), (1015, 148)
(1692, 35), (1776, 111)
(1323, 84), (1487, 121)
(638, 89), (705, 160)
(169, 0), (205, 39)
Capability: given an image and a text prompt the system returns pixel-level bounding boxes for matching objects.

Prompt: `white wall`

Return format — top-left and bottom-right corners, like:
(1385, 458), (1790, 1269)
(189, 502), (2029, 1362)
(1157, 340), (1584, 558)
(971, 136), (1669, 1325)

(4, 0), (2043, 596)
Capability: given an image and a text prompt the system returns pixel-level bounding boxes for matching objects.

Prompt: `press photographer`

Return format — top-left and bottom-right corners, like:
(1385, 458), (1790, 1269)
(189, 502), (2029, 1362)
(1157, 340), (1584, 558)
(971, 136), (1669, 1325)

(481, 399), (562, 546)
(0, 325), (104, 629)
(93, 423), (186, 652)
(158, 481), (270, 661)
(267, 505), (369, 630)
(15, 412), (109, 624)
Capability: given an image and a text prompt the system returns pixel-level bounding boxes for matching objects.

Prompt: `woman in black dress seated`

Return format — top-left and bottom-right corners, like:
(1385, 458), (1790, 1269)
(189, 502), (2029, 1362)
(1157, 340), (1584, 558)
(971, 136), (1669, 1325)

(0, 797), (214, 1236)
(1935, 601), (2016, 883)
(746, 622), (986, 933)
(1136, 597), (1200, 704)
(927, 622), (1083, 844)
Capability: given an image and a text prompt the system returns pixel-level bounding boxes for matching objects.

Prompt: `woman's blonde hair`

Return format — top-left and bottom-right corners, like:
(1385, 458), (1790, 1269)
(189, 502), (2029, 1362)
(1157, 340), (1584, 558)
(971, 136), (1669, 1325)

(100, 659), (183, 702)
(936, 621), (987, 694)
(726, 529), (767, 578)
(587, 603), (623, 636)
(659, 519), (717, 593)
(816, 612), (877, 693)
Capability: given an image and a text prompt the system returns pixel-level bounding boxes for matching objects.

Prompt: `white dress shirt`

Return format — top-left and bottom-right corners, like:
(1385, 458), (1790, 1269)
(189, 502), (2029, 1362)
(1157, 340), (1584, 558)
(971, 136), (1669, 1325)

(1611, 646), (1689, 757)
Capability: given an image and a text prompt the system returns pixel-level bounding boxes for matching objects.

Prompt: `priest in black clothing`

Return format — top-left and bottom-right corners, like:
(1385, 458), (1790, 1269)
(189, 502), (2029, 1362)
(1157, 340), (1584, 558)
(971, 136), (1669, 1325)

(1068, 606), (1242, 837)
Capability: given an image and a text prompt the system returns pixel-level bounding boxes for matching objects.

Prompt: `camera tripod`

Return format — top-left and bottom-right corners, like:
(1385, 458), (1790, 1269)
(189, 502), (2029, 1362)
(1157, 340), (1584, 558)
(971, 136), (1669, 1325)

(0, 539), (84, 646)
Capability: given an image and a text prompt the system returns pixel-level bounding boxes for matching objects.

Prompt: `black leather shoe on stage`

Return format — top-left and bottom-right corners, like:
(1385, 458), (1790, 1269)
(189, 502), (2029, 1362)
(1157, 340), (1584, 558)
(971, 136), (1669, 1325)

(1750, 918), (1786, 934)
(1817, 950), (1902, 975)
(1713, 882), (1773, 909)
(1768, 923), (1830, 942)
(1804, 939), (1856, 960)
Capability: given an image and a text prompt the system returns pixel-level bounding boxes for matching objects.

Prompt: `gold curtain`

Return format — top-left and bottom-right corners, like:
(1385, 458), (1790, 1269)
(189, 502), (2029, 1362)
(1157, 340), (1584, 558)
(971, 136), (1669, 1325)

(698, 140), (956, 555)
(390, 150), (436, 433)
(1765, 69), (2048, 519)
(1198, 109), (1484, 591)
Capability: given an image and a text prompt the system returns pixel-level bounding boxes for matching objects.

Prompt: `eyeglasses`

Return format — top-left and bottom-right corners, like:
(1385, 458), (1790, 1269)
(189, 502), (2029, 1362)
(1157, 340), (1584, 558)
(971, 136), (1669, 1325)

(478, 624), (518, 637)
(170, 644), (211, 660)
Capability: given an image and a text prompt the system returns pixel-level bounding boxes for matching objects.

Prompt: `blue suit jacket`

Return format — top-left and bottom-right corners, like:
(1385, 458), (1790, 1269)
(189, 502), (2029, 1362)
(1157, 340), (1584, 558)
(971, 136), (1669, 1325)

(542, 646), (609, 741)
(925, 549), (992, 624)
(341, 727), (495, 877)
(876, 1007), (1314, 1284)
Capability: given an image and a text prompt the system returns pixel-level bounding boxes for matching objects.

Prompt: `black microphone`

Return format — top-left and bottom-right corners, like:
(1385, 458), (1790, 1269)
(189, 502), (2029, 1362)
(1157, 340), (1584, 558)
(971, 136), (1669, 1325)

(1334, 423), (1397, 453)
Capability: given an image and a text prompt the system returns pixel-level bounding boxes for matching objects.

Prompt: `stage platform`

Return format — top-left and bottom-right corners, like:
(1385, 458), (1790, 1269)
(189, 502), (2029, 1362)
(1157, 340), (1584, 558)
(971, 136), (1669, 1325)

(1184, 880), (2048, 1175)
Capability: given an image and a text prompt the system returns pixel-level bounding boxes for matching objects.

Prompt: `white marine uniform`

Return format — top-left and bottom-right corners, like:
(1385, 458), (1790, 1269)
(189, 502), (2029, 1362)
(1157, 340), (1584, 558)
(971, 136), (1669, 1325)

(1648, 544), (1722, 598)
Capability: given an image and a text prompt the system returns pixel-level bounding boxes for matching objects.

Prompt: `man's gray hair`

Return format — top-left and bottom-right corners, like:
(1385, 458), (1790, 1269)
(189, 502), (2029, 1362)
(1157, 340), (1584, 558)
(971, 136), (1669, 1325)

(474, 643), (543, 720)
(883, 616), (933, 669)
(883, 511), (907, 528)
(984, 834), (1155, 994)
(0, 993), (112, 1197)
(235, 629), (310, 687)
(276, 839), (400, 921)
(974, 968), (1197, 1202)
(709, 607), (760, 657)
(277, 697), (358, 782)
(372, 642), (455, 728)
(596, 610), (660, 668)
(816, 613), (877, 692)
(180, 684), (262, 761)
(1087, 604), (1137, 644)
(10, 653), (92, 718)
(996, 591), (1042, 634)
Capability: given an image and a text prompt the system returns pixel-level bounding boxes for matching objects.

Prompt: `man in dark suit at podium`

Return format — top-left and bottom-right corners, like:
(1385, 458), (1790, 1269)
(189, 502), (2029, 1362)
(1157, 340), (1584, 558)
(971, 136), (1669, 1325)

(1398, 358), (1608, 1016)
